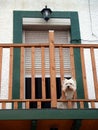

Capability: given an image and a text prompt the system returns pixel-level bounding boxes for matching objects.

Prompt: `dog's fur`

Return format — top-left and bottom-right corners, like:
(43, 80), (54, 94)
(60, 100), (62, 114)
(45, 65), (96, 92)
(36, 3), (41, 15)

(57, 77), (77, 109)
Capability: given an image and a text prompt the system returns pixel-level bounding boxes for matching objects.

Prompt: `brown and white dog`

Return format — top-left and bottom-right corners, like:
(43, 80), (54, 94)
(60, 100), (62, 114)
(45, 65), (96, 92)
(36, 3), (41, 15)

(57, 77), (77, 109)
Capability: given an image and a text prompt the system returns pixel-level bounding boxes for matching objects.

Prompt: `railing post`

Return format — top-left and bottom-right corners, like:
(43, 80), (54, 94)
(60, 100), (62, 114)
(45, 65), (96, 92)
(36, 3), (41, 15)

(49, 30), (57, 108)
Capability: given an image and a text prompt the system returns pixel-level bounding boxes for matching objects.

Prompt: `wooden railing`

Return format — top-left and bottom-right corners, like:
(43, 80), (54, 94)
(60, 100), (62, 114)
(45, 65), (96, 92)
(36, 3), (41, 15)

(0, 31), (98, 109)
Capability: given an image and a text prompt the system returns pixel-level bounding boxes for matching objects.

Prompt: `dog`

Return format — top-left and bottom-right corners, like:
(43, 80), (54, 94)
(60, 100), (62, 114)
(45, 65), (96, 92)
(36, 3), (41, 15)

(57, 77), (77, 109)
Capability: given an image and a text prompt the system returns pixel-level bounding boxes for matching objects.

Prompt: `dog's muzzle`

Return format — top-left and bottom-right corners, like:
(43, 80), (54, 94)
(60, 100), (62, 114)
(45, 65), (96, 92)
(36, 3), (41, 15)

(66, 86), (74, 91)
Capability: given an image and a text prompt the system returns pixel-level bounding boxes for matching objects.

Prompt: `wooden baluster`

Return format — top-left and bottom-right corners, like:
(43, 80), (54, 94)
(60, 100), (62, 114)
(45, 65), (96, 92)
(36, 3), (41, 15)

(37, 101), (41, 109)
(59, 47), (64, 79)
(80, 101), (84, 109)
(0, 47), (2, 91)
(14, 101), (18, 109)
(70, 47), (77, 98)
(91, 101), (95, 108)
(59, 47), (64, 98)
(41, 47), (46, 99)
(49, 30), (57, 108)
(70, 47), (76, 78)
(91, 101), (95, 109)
(26, 101), (30, 109)
(90, 48), (98, 99)
(8, 47), (13, 100)
(68, 101), (72, 109)
(2, 102), (6, 109)
(20, 47), (24, 99)
(31, 47), (35, 99)
(80, 48), (88, 99)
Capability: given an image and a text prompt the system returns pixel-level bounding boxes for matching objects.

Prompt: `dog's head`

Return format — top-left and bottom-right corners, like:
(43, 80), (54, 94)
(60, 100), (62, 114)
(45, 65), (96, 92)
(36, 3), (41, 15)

(62, 77), (76, 92)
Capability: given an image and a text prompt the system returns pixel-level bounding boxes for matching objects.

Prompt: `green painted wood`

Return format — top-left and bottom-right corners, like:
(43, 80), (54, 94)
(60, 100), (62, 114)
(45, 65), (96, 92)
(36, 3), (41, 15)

(0, 109), (98, 120)
(13, 11), (22, 43)
(74, 48), (84, 99)
(70, 12), (81, 43)
(13, 11), (81, 44)
(12, 48), (20, 99)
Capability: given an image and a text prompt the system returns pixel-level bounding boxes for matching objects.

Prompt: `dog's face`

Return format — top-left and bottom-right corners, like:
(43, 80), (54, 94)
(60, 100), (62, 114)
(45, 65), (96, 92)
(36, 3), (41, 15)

(62, 77), (76, 93)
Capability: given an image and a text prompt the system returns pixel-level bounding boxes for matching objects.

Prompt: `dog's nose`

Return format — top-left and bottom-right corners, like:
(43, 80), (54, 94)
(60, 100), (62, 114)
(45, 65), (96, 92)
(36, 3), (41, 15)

(67, 86), (70, 88)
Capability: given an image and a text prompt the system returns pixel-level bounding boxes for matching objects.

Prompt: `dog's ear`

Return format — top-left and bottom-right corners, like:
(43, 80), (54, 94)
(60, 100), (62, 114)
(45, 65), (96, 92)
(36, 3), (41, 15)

(65, 77), (71, 80)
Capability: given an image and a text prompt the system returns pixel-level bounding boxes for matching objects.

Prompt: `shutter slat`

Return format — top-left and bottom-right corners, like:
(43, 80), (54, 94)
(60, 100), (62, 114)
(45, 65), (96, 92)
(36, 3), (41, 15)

(24, 30), (70, 77)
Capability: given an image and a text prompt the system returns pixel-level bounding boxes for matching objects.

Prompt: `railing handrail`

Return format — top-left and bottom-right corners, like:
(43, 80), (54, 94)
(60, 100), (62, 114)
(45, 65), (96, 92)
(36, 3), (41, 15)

(0, 43), (98, 48)
(0, 99), (98, 102)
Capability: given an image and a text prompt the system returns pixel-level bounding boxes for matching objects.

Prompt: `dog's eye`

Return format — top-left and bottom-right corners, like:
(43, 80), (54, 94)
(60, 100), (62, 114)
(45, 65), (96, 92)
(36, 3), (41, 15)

(70, 83), (73, 85)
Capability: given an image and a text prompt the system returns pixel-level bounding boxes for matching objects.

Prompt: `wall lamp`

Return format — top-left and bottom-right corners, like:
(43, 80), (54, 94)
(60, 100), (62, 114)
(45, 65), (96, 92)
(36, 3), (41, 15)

(41, 5), (52, 21)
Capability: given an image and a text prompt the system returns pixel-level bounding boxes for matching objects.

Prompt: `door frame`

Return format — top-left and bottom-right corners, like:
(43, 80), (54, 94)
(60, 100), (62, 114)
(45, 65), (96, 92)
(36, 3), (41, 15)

(13, 11), (84, 104)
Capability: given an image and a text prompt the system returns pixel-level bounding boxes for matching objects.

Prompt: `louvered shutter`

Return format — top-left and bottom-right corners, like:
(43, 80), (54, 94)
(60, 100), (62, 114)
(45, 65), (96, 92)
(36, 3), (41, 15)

(24, 30), (71, 77)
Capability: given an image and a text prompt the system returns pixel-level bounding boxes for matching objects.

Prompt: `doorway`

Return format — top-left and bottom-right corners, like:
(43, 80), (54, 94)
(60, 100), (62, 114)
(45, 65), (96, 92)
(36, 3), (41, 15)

(23, 24), (71, 108)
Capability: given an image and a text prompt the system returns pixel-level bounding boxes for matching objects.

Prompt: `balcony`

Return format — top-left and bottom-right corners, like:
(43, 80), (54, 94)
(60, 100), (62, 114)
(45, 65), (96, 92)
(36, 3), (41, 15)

(0, 31), (98, 120)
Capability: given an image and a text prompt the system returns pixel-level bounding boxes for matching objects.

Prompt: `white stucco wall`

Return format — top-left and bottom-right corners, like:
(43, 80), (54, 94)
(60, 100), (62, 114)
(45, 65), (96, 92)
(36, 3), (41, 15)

(0, 0), (98, 108)
(0, 0), (98, 43)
